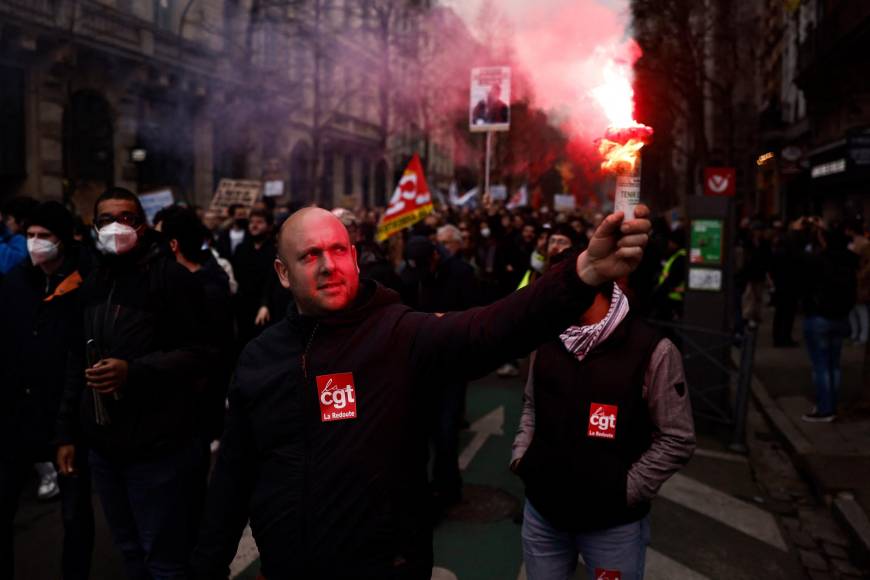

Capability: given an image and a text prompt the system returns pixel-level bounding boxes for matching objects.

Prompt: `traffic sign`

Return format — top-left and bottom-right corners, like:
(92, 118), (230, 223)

(704, 167), (736, 197)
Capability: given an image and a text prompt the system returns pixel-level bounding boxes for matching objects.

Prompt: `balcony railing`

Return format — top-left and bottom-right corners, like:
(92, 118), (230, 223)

(0, 0), (224, 71)
(0, 0), (61, 27)
(79, 0), (144, 53)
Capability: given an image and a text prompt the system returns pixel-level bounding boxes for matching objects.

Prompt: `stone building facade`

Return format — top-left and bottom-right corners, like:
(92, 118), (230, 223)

(0, 0), (455, 217)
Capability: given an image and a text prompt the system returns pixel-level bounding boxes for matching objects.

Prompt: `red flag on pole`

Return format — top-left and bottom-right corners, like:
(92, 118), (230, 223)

(376, 154), (434, 242)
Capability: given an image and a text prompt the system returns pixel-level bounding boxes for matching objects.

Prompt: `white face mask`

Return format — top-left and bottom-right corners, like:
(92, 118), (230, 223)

(27, 238), (60, 265)
(96, 222), (139, 255)
(480, 227), (491, 239)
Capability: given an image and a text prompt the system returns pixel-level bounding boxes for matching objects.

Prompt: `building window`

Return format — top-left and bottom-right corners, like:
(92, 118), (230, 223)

(344, 154), (354, 196)
(374, 158), (387, 207)
(361, 0), (372, 32)
(290, 142), (313, 203)
(343, 0), (354, 27)
(0, 66), (25, 180)
(262, 20), (289, 71)
(213, 116), (247, 188)
(321, 150), (334, 206)
(292, 39), (308, 82)
(320, 59), (336, 107)
(362, 159), (371, 206)
(136, 98), (193, 196)
(63, 91), (114, 190)
(155, 0), (174, 30)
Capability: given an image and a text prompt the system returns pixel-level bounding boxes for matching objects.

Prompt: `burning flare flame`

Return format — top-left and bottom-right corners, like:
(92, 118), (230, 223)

(591, 58), (653, 174)
(599, 137), (646, 174)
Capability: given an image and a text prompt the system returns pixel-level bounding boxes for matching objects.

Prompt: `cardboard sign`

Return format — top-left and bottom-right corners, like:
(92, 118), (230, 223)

(553, 194), (576, 212)
(264, 180), (285, 198)
(448, 183), (479, 208)
(470, 67), (511, 132)
(138, 189), (174, 225)
(506, 185), (528, 210)
(209, 179), (262, 216)
(489, 185), (508, 201)
(704, 167), (736, 197)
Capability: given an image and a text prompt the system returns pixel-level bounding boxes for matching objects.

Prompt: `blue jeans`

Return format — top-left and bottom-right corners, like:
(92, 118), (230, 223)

(521, 500), (650, 580)
(803, 316), (850, 415)
(89, 440), (206, 580)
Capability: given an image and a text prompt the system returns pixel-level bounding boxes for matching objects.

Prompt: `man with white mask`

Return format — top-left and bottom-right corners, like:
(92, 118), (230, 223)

(0, 201), (95, 579)
(57, 187), (214, 580)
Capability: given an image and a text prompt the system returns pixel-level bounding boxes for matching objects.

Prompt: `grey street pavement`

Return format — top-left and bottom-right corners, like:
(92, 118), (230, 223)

(751, 306), (870, 575)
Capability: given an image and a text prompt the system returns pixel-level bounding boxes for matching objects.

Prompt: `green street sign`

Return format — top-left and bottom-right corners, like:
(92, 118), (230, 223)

(690, 219), (723, 266)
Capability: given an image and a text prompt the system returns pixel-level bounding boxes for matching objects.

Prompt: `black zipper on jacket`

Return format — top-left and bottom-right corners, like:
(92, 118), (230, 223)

(301, 322), (319, 379)
(300, 321), (318, 575)
(95, 278), (117, 355)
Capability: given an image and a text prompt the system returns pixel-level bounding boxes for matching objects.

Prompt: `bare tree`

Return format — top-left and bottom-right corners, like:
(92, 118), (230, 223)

(632, 0), (762, 205)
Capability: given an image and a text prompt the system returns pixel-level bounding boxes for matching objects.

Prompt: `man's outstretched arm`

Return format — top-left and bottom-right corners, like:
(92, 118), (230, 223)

(405, 208), (652, 379)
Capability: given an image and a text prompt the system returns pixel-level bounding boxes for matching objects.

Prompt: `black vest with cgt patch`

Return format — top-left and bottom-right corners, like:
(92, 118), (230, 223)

(518, 315), (662, 532)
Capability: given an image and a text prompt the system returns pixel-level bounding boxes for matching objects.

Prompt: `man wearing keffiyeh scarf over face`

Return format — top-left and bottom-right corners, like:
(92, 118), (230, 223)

(510, 236), (696, 580)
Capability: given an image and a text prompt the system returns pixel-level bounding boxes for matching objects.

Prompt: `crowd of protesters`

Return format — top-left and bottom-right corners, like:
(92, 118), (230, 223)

(0, 184), (859, 579)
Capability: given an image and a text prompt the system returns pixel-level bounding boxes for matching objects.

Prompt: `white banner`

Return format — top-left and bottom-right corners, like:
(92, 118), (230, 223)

(554, 194), (576, 212)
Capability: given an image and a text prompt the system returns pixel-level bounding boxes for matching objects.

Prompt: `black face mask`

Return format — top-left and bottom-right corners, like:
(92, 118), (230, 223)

(234, 219), (248, 230)
(251, 232), (267, 242)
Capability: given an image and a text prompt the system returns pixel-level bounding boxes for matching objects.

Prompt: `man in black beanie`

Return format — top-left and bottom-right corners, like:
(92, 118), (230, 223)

(0, 201), (95, 580)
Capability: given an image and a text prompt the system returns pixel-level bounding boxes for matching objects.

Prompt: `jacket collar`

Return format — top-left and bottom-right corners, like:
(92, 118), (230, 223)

(286, 279), (400, 330)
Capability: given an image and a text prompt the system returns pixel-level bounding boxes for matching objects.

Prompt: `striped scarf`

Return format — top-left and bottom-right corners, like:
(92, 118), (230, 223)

(559, 284), (630, 362)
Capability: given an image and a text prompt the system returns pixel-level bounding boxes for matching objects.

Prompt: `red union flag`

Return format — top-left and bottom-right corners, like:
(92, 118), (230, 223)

(704, 167), (736, 197)
(587, 403), (618, 439)
(316, 373), (357, 423)
(376, 154), (434, 242)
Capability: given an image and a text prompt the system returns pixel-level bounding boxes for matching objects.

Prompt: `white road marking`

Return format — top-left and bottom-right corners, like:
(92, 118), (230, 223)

(693, 447), (748, 463)
(230, 524), (259, 578)
(645, 548), (711, 580)
(431, 567), (459, 580)
(660, 473), (788, 551)
(459, 405), (505, 470)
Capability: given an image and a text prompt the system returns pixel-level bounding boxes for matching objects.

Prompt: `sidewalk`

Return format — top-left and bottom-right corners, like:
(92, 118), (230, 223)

(750, 307), (870, 565)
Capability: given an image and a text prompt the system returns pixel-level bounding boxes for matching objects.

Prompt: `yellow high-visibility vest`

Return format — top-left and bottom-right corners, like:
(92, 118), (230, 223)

(517, 269), (533, 290)
(658, 249), (687, 301)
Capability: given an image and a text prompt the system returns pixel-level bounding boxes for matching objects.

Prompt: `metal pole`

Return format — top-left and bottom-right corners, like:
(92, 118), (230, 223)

(729, 320), (758, 453)
(484, 130), (493, 202)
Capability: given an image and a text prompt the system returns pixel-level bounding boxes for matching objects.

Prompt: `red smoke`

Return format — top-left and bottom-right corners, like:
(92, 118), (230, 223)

(512, 1), (638, 140)
(506, 1), (641, 202)
(441, 1), (639, 204)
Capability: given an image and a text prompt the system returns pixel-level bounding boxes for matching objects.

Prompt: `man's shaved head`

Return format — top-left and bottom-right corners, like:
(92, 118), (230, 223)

(277, 207), (346, 260)
(274, 207), (359, 316)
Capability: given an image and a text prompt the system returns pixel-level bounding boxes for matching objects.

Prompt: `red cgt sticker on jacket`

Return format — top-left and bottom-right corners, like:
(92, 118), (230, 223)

(594, 568), (621, 580)
(316, 373), (357, 422)
(588, 403), (618, 439)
